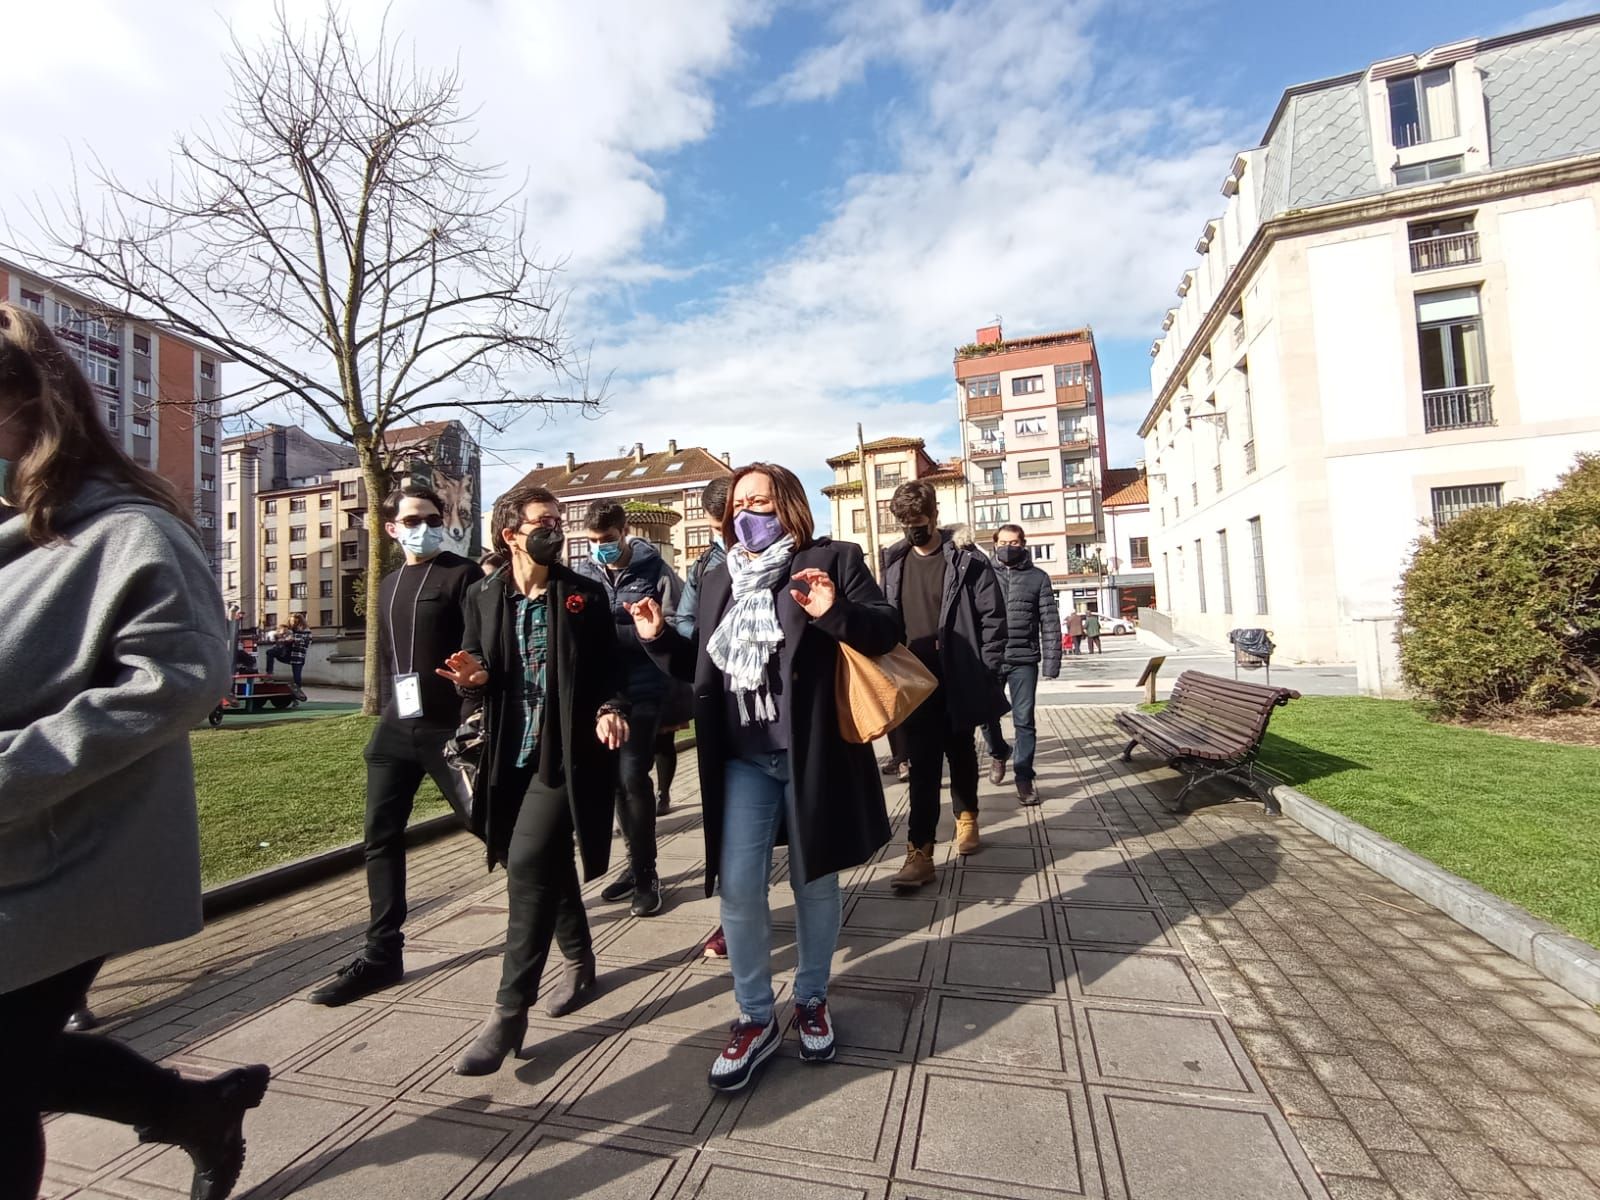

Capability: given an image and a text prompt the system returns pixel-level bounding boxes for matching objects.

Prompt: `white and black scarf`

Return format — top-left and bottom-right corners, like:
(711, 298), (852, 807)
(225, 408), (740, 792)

(707, 534), (797, 724)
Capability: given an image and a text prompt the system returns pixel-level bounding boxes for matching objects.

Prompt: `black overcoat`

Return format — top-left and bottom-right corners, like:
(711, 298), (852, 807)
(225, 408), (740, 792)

(644, 537), (902, 894)
(882, 533), (1010, 728)
(461, 565), (627, 877)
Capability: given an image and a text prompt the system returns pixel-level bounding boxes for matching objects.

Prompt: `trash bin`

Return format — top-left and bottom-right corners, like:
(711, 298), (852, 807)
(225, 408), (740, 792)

(1229, 628), (1275, 682)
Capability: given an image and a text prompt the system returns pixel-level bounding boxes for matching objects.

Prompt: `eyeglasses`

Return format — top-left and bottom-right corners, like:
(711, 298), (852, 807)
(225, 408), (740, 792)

(521, 517), (564, 532)
(398, 514), (445, 529)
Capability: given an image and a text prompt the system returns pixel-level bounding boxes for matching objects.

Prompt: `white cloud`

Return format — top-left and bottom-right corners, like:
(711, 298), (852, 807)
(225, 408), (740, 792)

(496, 0), (1236, 514)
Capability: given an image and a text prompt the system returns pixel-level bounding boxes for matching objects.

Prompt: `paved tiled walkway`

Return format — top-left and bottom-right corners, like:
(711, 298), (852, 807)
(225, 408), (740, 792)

(40, 707), (1600, 1199)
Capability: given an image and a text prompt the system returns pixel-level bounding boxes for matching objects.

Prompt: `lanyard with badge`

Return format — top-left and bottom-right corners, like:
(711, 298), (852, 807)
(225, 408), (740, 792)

(388, 561), (435, 719)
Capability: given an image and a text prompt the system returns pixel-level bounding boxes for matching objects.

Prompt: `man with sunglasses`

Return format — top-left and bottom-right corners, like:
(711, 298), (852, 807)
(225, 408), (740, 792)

(309, 485), (480, 1006)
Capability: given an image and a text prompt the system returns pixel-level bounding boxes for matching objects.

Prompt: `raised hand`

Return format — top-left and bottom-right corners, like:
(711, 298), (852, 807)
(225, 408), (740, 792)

(625, 597), (665, 641)
(435, 650), (488, 688)
(790, 568), (837, 619)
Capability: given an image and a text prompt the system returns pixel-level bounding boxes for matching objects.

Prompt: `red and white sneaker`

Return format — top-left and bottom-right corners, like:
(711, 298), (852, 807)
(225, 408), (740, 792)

(703, 927), (728, 959)
(708, 1014), (780, 1092)
(794, 997), (836, 1063)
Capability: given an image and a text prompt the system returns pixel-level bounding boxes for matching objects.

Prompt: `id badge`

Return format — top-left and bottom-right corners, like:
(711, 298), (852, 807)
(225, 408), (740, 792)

(393, 673), (424, 719)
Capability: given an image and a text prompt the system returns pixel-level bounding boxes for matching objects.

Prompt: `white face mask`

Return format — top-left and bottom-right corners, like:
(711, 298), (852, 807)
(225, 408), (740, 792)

(395, 522), (444, 557)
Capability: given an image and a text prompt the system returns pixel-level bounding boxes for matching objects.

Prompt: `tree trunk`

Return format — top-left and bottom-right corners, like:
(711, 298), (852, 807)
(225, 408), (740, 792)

(359, 442), (390, 716)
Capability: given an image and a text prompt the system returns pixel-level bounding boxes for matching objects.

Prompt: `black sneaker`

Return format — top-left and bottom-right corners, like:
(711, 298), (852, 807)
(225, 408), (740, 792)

(708, 1014), (781, 1092)
(307, 956), (403, 1006)
(794, 997), (837, 1063)
(656, 793), (671, 816)
(879, 757), (905, 777)
(630, 875), (663, 917)
(600, 872), (636, 903)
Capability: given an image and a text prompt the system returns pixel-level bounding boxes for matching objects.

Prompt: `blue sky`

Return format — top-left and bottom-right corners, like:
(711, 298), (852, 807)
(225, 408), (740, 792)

(3, 0), (1586, 517)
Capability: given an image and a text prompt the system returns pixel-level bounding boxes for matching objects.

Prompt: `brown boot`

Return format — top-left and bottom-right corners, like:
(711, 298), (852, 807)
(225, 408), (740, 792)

(890, 842), (936, 890)
(955, 812), (981, 856)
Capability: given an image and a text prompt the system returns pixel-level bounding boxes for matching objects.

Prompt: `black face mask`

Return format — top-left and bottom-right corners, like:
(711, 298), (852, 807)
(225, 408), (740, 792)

(996, 545), (1028, 567)
(906, 524), (934, 547)
(524, 528), (565, 566)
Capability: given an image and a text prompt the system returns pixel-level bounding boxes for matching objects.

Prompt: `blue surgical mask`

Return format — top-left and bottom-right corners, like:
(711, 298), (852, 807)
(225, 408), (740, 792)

(592, 539), (623, 566)
(734, 510), (783, 553)
(395, 522), (444, 557)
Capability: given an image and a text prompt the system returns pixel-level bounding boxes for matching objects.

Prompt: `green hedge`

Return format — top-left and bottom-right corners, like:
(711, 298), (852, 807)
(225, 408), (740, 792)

(1398, 455), (1600, 717)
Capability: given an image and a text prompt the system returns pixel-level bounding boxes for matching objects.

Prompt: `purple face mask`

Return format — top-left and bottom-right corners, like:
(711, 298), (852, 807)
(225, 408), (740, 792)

(733, 509), (783, 552)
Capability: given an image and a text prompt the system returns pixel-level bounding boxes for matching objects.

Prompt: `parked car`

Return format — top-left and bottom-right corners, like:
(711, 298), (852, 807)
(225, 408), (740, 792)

(1060, 614), (1137, 637)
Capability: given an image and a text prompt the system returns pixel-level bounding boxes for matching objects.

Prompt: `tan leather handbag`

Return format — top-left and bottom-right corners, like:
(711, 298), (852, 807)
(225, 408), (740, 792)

(836, 642), (938, 743)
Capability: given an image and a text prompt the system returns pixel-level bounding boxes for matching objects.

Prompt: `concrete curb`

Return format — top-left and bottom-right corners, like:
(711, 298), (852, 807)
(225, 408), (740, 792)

(1272, 782), (1600, 1006)
(201, 813), (465, 921)
(200, 734), (699, 921)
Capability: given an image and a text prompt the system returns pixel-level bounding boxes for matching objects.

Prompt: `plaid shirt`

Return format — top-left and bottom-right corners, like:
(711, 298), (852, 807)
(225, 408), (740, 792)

(513, 593), (550, 769)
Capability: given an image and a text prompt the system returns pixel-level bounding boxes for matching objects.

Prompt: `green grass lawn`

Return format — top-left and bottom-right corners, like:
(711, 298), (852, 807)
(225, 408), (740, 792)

(1244, 697), (1600, 944)
(192, 715), (450, 886)
(192, 713), (700, 886)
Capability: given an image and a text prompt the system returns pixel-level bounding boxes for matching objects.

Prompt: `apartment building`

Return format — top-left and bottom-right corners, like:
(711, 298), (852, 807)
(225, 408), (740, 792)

(1102, 467), (1156, 620)
(822, 436), (968, 569)
(513, 442), (734, 571)
(1142, 13), (1600, 663)
(956, 323), (1112, 613)
(222, 419), (480, 631)
(1, 258), (224, 572)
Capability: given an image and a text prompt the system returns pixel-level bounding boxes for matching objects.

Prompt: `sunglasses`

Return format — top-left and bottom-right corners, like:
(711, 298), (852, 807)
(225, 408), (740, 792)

(397, 514), (445, 529)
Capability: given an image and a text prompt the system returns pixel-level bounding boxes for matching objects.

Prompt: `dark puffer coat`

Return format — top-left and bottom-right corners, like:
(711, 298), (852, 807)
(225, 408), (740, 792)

(993, 556), (1062, 675)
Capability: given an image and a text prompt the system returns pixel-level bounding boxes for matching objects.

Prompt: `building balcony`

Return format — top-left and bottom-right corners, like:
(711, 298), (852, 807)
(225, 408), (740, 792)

(1062, 521), (1098, 537)
(1062, 478), (1094, 491)
(1423, 385), (1495, 432)
(967, 394), (1003, 417)
(969, 437), (1005, 459)
(1054, 384), (1089, 410)
(1410, 231), (1480, 273)
(972, 515), (1008, 532)
(971, 483), (1007, 498)
(1059, 433), (1093, 453)
(1130, 557), (1152, 569)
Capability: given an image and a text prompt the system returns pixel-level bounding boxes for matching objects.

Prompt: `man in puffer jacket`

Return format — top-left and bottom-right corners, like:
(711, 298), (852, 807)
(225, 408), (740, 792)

(981, 524), (1060, 804)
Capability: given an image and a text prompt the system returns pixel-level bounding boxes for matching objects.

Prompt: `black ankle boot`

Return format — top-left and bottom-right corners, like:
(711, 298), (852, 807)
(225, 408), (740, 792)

(543, 952), (598, 1018)
(453, 1009), (529, 1076)
(136, 1064), (271, 1200)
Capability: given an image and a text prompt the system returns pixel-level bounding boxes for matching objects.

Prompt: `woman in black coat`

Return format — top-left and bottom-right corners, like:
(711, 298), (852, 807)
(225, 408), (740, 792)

(628, 462), (902, 1094)
(437, 483), (630, 1076)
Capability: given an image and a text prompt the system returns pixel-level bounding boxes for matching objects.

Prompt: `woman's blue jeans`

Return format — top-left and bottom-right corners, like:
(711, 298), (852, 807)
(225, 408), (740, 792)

(719, 753), (841, 1025)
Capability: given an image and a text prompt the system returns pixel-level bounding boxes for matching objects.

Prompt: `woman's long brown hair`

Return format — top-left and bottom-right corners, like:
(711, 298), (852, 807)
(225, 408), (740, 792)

(720, 461), (815, 550)
(0, 302), (190, 544)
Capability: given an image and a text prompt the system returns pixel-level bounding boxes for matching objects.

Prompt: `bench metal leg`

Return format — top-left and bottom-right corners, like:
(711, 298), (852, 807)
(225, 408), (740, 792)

(1119, 738), (1138, 763)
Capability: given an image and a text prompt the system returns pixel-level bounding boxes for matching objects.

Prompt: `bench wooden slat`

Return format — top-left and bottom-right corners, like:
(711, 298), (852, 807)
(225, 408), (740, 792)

(1112, 670), (1300, 814)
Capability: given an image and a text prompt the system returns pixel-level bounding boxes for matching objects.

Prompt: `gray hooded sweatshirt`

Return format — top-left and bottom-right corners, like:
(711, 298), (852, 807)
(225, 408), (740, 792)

(0, 479), (229, 991)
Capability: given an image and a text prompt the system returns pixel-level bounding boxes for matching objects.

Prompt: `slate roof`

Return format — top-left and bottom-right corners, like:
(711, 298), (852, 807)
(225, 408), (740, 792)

(1479, 21), (1600, 169)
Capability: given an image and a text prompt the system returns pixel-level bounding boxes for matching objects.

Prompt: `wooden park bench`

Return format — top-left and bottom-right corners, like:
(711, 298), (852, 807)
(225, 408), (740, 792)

(1112, 670), (1299, 814)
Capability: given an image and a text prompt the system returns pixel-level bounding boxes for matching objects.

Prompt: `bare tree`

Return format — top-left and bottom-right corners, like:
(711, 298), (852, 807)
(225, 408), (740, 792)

(11, 2), (594, 711)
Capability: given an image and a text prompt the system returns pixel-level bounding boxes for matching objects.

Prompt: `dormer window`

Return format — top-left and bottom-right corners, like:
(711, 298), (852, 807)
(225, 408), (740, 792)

(1388, 68), (1456, 149)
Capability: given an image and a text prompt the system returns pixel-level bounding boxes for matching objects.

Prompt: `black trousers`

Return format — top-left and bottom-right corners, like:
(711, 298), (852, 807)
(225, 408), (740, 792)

(614, 700), (662, 881)
(1, 959), (188, 1199)
(499, 775), (592, 1010)
(363, 720), (456, 964)
(653, 731), (678, 797)
(903, 690), (980, 847)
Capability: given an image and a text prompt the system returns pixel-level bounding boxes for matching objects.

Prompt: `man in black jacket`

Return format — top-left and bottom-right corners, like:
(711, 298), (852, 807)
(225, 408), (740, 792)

(573, 500), (685, 917)
(981, 524), (1061, 805)
(310, 485), (479, 1006)
(881, 481), (1007, 889)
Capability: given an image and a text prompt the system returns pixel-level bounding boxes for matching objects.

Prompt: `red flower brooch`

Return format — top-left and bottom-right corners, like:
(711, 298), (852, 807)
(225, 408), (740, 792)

(565, 594), (586, 614)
